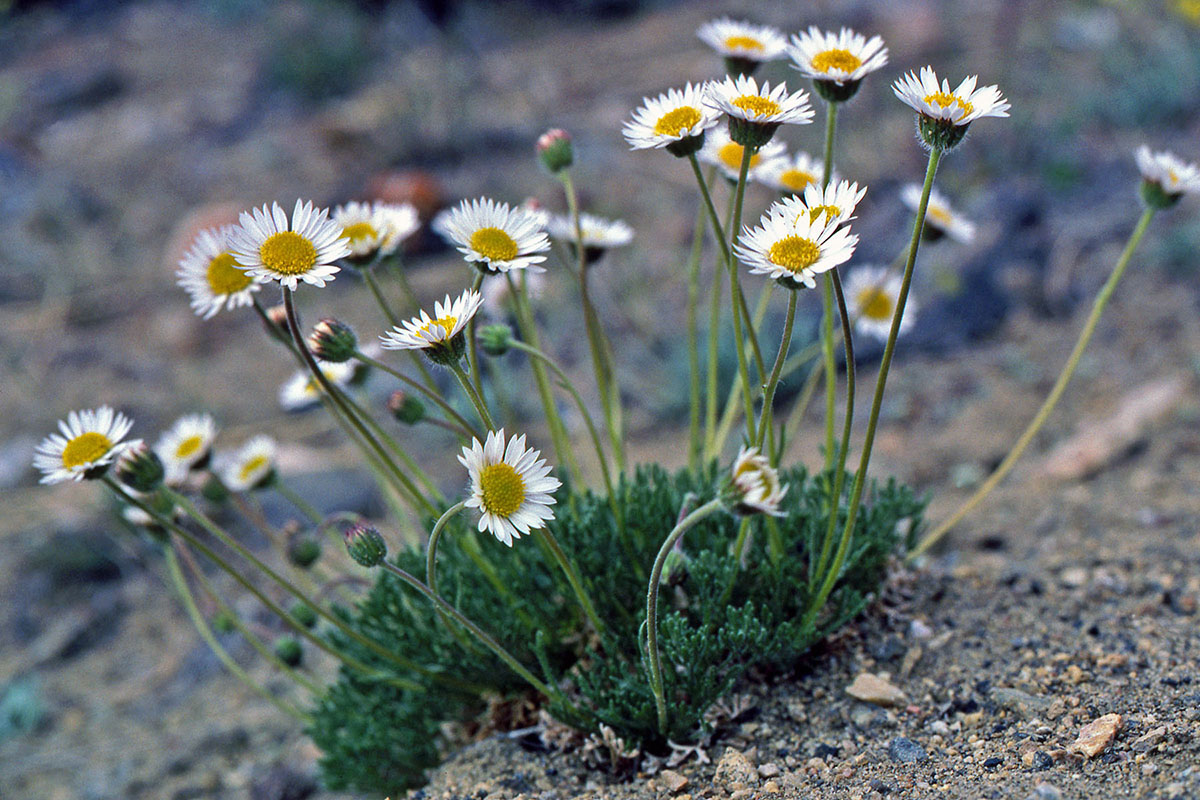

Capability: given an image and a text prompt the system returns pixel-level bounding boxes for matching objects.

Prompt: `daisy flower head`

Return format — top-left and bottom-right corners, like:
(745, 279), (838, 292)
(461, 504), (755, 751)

(846, 266), (915, 341)
(901, 185), (976, 244)
(623, 83), (721, 158)
(704, 74), (814, 148)
(374, 202), (421, 256)
(458, 428), (561, 546)
(229, 200), (350, 290)
(734, 202), (858, 290)
(892, 67), (1009, 151)
(378, 289), (484, 366)
(753, 150), (827, 195)
(155, 413), (217, 485)
(726, 446), (787, 517)
(219, 435), (277, 492)
(696, 17), (788, 77)
(34, 406), (139, 485)
(697, 127), (785, 183)
(548, 212), (634, 265)
(279, 359), (356, 412)
(433, 197), (551, 275)
(788, 26), (889, 102)
(785, 179), (868, 227)
(1135, 146), (1200, 209)
(176, 225), (260, 320)
(332, 201), (387, 262)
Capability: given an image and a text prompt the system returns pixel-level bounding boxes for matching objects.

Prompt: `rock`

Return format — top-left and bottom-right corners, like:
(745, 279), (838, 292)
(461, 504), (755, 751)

(1028, 783), (1062, 800)
(762, 780), (780, 794)
(659, 769), (688, 794)
(757, 763), (780, 778)
(714, 748), (756, 788)
(846, 673), (906, 707)
(1070, 713), (1122, 757)
(992, 687), (1051, 718)
(1131, 725), (1168, 752)
(886, 737), (928, 764)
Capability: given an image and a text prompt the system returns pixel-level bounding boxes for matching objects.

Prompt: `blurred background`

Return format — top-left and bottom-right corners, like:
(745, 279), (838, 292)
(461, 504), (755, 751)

(1, 0), (1198, 797)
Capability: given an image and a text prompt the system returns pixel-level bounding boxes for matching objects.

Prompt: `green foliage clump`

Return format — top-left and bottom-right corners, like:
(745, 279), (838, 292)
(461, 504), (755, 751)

(309, 464), (924, 794)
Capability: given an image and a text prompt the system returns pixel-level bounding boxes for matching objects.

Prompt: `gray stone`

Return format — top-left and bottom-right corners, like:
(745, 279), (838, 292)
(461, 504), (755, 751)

(886, 737), (928, 764)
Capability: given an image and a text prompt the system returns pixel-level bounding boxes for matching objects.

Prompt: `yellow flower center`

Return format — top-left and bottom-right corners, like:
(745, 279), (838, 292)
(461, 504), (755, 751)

(923, 91), (974, 118)
(419, 316), (458, 340)
(479, 462), (525, 518)
(653, 106), (702, 137)
(732, 94), (782, 118)
(807, 204), (841, 224)
(927, 206), (954, 227)
(341, 221), (378, 245)
(856, 287), (894, 321)
(259, 231), (318, 276)
(206, 252), (253, 295)
(718, 142), (762, 172)
(174, 435), (204, 460)
(469, 227), (519, 262)
(811, 48), (862, 74)
(767, 236), (821, 273)
(239, 455), (268, 482)
(62, 432), (112, 469)
(724, 35), (764, 52)
(779, 169), (817, 191)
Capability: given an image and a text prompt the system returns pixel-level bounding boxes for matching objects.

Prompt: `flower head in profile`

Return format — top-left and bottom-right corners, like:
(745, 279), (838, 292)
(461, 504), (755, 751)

(846, 266), (915, 341)
(782, 179), (867, 228)
(229, 200), (350, 290)
(458, 429), (561, 546)
(704, 75), (814, 148)
(548, 212), (634, 265)
(333, 201), (418, 263)
(697, 127), (785, 183)
(623, 83), (721, 158)
(734, 201), (858, 290)
(788, 27), (888, 102)
(901, 185), (976, 244)
(219, 435), (277, 492)
(176, 225), (260, 319)
(34, 407), (139, 484)
(697, 17), (787, 76)
(433, 198), (550, 274)
(892, 67), (1009, 150)
(155, 413), (217, 485)
(726, 446), (787, 516)
(378, 289), (484, 366)
(753, 150), (827, 195)
(279, 360), (356, 411)
(1136, 146), (1200, 209)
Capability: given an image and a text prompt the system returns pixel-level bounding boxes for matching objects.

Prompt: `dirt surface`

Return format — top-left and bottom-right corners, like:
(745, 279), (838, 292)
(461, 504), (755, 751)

(2, 1), (1199, 799)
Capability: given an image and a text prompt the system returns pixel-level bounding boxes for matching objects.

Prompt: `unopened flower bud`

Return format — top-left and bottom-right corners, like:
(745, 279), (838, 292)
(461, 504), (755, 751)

(264, 304), (291, 337)
(387, 391), (426, 425)
(115, 443), (164, 493)
(274, 636), (303, 667)
(288, 534), (322, 568)
(725, 446), (787, 517)
(290, 602), (318, 629)
(479, 323), (513, 356)
(537, 128), (573, 174)
(309, 318), (358, 363)
(344, 523), (387, 567)
(212, 611), (237, 635)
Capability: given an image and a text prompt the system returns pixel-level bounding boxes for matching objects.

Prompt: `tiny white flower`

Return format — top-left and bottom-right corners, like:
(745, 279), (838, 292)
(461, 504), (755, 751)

(729, 446), (787, 516)
(332, 201), (421, 260)
(219, 435), (277, 492)
(892, 66), (1010, 126)
(458, 429), (561, 546)
(229, 200), (350, 290)
(34, 407), (139, 484)
(176, 225), (260, 319)
(547, 212), (634, 250)
(279, 360), (356, 411)
(788, 26), (889, 86)
(753, 151), (828, 195)
(433, 198), (551, 274)
(901, 185), (976, 244)
(845, 266), (915, 341)
(623, 83), (721, 154)
(696, 17), (788, 66)
(378, 289), (484, 353)
(734, 201), (858, 289)
(1136, 146), (1200, 197)
(154, 413), (217, 486)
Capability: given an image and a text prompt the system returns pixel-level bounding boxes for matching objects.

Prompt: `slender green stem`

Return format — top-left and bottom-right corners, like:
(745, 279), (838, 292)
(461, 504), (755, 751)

(538, 526), (606, 638)
(467, 271), (486, 398)
(820, 101), (841, 469)
(805, 147), (942, 626)
(911, 206), (1158, 558)
(165, 546), (311, 722)
(756, 289), (798, 448)
(333, 384), (446, 501)
(450, 361), (496, 431)
(355, 350), (480, 440)
(730, 146), (760, 439)
(685, 197), (708, 471)
(363, 266), (401, 328)
(707, 283), (771, 462)
(425, 501), (468, 597)
(645, 497), (726, 734)
(702, 168), (733, 452)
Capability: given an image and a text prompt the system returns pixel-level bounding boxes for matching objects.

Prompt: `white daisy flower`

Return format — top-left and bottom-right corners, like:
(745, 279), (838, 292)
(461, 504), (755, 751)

(34, 407), (139, 484)
(279, 359), (356, 412)
(704, 75), (814, 146)
(734, 202), (858, 289)
(154, 413), (217, 485)
(696, 17), (788, 72)
(176, 225), (260, 319)
(378, 289), (484, 359)
(753, 151), (828, 195)
(697, 127), (785, 182)
(623, 83), (722, 156)
(433, 197), (551, 274)
(375, 202), (421, 256)
(845, 266), (915, 341)
(1136, 146), (1200, 198)
(458, 428), (561, 546)
(332, 201), (386, 260)
(728, 446), (787, 517)
(548, 212), (634, 257)
(893, 67), (1009, 150)
(788, 27), (889, 95)
(229, 199), (350, 290)
(901, 185), (976, 244)
(219, 435), (277, 492)
(780, 179), (867, 227)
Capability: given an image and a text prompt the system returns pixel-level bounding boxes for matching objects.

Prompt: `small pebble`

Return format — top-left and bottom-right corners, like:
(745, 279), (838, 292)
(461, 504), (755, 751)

(1070, 713), (1122, 758)
(886, 737), (928, 764)
(846, 673), (906, 707)
(659, 769), (688, 794)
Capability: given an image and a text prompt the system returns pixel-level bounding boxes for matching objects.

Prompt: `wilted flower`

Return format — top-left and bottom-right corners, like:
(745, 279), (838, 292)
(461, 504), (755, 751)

(727, 446), (787, 516)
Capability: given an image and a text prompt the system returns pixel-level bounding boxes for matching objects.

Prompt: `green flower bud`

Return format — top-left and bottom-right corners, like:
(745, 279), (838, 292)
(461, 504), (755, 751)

(344, 524), (387, 567)
(479, 323), (513, 357)
(536, 128), (573, 174)
(274, 636), (303, 667)
(288, 535), (322, 569)
(114, 443), (164, 493)
(387, 391), (426, 425)
(308, 318), (358, 363)
(212, 611), (237, 635)
(290, 602), (318, 629)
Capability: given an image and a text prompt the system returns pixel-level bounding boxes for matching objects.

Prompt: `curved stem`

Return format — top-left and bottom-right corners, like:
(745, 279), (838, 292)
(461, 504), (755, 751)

(538, 526), (606, 638)
(425, 501), (468, 597)
(911, 206), (1157, 558)
(756, 289), (798, 449)
(645, 497), (726, 735)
